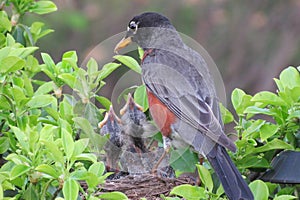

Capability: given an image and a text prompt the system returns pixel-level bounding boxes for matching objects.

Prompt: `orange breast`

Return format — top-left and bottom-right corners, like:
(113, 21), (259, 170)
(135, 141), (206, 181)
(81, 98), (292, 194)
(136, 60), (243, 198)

(147, 90), (177, 137)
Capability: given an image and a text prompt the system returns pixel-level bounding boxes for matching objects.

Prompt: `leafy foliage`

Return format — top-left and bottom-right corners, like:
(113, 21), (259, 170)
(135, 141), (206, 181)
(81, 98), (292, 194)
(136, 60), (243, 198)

(0, 1), (124, 199)
(0, 1), (299, 199)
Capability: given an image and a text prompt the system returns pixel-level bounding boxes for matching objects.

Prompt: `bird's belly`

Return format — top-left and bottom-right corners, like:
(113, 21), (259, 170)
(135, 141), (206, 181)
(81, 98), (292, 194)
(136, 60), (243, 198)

(147, 90), (177, 137)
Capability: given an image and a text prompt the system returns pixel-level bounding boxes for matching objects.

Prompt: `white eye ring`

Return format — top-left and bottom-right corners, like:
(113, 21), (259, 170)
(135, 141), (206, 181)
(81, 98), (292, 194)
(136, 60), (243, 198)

(127, 21), (139, 34)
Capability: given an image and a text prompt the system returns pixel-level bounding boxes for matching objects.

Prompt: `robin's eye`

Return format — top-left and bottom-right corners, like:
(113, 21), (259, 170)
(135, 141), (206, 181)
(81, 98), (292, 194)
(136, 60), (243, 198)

(128, 21), (138, 33)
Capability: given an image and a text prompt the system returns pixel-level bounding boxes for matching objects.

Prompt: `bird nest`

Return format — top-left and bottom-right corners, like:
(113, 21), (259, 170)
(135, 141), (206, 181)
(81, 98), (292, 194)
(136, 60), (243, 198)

(80, 174), (196, 200)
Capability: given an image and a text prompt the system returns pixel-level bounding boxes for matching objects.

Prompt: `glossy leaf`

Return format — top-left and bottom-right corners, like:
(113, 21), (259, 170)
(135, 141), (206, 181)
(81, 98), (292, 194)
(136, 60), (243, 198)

(41, 53), (55, 73)
(236, 156), (270, 169)
(98, 62), (121, 80)
(58, 73), (76, 88)
(219, 103), (234, 124)
(170, 184), (206, 199)
(27, 95), (56, 109)
(274, 195), (297, 200)
(75, 153), (97, 163)
(249, 180), (269, 200)
(170, 148), (198, 172)
(251, 91), (286, 106)
(99, 191), (128, 200)
(62, 128), (74, 160)
(63, 179), (79, 200)
(35, 164), (60, 178)
(88, 162), (105, 177)
(231, 88), (253, 115)
(197, 164), (213, 192)
(41, 140), (64, 164)
(34, 81), (54, 95)
(278, 67), (300, 90)
(0, 137), (9, 154)
(260, 123), (279, 141)
(134, 84), (149, 111)
(10, 164), (30, 180)
(10, 126), (29, 152)
(73, 138), (89, 157)
(249, 139), (293, 155)
(95, 96), (111, 110)
(30, 1), (57, 14)
(0, 56), (25, 73)
(114, 55), (141, 74)
(0, 11), (12, 32)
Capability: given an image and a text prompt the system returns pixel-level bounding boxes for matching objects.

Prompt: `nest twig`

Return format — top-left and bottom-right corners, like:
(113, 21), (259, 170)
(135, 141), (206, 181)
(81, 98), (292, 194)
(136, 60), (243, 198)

(80, 174), (196, 200)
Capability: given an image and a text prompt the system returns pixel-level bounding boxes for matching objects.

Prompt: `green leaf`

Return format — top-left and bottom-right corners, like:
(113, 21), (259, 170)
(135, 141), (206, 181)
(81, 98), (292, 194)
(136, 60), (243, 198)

(249, 180), (269, 200)
(30, 1), (58, 14)
(244, 106), (275, 116)
(98, 62), (121, 80)
(63, 179), (79, 200)
(99, 192), (128, 200)
(40, 124), (58, 141)
(87, 58), (98, 77)
(170, 148), (198, 172)
(63, 51), (78, 63)
(0, 56), (26, 73)
(219, 103), (234, 124)
(113, 55), (141, 74)
(88, 162), (105, 177)
(23, 184), (38, 200)
(73, 138), (89, 157)
(134, 84), (149, 111)
(251, 91), (286, 106)
(278, 66), (300, 90)
(10, 126), (29, 152)
(0, 11), (12, 32)
(10, 164), (30, 180)
(249, 139), (293, 155)
(27, 95), (56, 109)
(9, 47), (39, 58)
(196, 164), (213, 192)
(231, 88), (253, 115)
(243, 119), (265, 138)
(138, 47), (144, 60)
(170, 184), (206, 199)
(75, 153), (97, 163)
(260, 123), (279, 141)
(35, 164), (60, 178)
(0, 184), (3, 200)
(95, 96), (111, 110)
(41, 53), (55, 73)
(34, 81), (54, 95)
(73, 117), (97, 142)
(41, 140), (64, 164)
(58, 73), (76, 88)
(62, 128), (75, 160)
(274, 195), (297, 200)
(0, 137), (9, 154)
(236, 156), (270, 169)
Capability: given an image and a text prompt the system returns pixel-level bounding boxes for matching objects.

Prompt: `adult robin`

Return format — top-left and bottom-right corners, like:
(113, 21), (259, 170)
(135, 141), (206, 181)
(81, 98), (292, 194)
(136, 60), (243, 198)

(98, 106), (124, 172)
(114, 12), (254, 200)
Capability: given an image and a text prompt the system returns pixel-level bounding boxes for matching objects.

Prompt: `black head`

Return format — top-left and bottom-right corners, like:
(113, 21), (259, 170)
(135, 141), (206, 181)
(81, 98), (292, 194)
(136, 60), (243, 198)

(114, 12), (179, 52)
(128, 12), (173, 30)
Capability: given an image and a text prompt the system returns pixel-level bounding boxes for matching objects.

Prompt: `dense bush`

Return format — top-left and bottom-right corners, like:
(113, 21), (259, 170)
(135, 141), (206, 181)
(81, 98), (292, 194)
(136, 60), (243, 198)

(0, 1), (299, 200)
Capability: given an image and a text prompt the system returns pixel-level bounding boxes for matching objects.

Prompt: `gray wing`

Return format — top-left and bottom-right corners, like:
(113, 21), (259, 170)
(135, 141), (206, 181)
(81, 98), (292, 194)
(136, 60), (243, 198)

(142, 50), (236, 152)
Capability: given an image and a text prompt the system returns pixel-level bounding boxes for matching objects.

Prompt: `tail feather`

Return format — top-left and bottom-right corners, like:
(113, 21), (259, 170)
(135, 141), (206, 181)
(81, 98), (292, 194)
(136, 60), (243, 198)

(207, 145), (254, 200)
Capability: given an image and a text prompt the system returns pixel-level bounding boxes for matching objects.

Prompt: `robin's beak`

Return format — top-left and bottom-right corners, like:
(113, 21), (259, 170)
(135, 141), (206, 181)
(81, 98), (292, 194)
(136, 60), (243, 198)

(114, 36), (133, 54)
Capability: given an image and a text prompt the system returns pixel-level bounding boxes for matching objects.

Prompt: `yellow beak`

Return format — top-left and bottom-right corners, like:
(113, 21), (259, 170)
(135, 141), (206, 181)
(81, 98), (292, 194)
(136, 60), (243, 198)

(114, 37), (132, 54)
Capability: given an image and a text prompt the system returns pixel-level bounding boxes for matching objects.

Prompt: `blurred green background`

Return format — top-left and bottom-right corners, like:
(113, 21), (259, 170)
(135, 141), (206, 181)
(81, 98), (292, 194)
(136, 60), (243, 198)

(25, 0), (300, 101)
